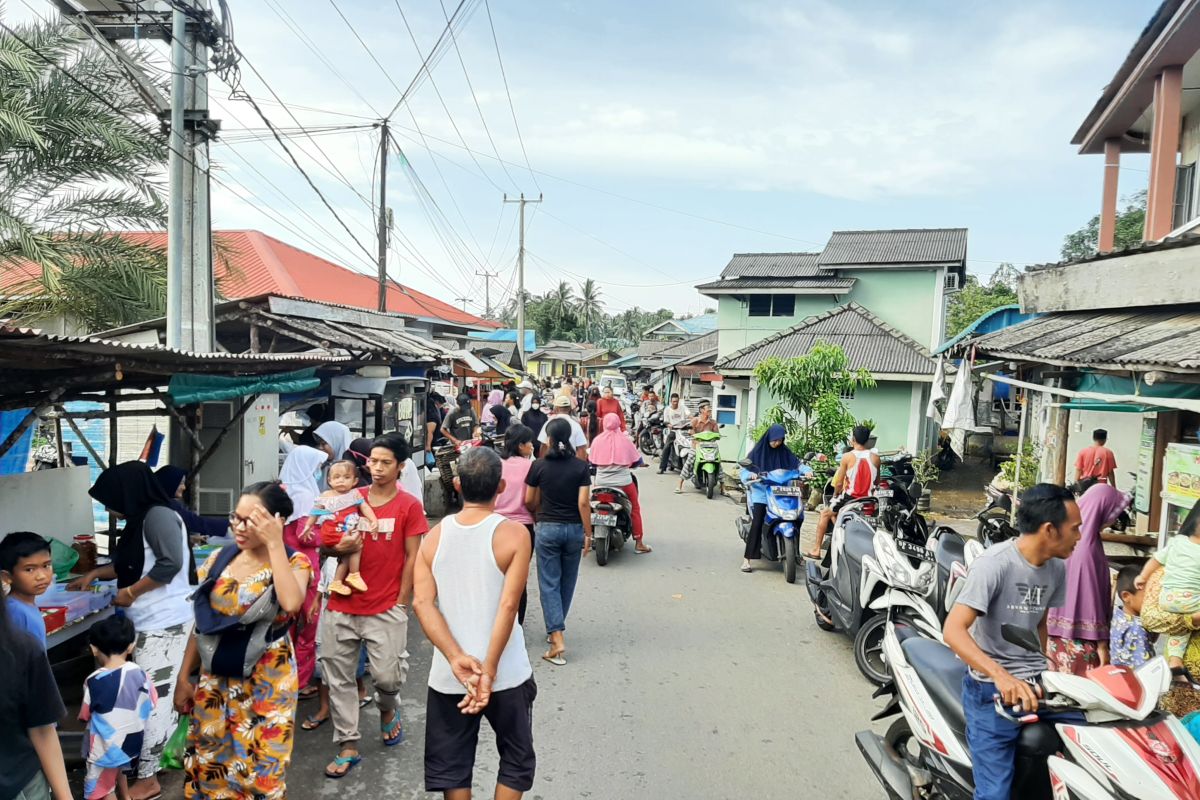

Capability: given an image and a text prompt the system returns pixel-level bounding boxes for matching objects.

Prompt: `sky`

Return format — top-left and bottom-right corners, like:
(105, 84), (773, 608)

(11, 0), (1158, 319)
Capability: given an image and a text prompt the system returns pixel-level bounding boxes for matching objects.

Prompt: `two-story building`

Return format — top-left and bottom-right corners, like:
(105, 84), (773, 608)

(699, 228), (966, 459)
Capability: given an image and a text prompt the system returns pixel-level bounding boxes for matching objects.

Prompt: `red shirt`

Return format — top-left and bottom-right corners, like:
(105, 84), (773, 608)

(595, 397), (626, 430)
(1075, 445), (1117, 482)
(327, 486), (428, 616)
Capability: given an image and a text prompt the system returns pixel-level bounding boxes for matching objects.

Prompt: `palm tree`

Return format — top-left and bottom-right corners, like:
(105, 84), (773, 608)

(0, 18), (169, 332)
(575, 278), (603, 343)
(617, 309), (642, 344)
(547, 280), (575, 331)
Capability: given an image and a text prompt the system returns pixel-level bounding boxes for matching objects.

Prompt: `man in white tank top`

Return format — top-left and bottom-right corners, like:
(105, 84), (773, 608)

(808, 425), (881, 559)
(413, 447), (536, 799)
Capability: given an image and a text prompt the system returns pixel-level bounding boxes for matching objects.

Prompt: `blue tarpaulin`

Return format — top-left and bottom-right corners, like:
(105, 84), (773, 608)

(168, 368), (321, 405)
(0, 410), (35, 475)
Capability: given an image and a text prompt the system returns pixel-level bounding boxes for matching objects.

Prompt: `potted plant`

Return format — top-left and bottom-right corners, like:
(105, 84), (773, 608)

(911, 448), (941, 512)
(858, 418), (877, 450)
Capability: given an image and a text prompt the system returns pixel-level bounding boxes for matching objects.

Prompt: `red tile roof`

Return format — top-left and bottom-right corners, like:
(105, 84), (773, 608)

(0, 230), (497, 329)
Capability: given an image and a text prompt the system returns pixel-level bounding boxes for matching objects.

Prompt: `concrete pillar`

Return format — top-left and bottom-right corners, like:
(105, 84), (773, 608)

(1144, 65), (1184, 241)
(1098, 138), (1121, 253)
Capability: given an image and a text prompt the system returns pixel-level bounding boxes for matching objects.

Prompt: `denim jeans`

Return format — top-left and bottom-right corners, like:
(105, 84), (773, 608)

(962, 675), (1084, 800)
(535, 522), (584, 634)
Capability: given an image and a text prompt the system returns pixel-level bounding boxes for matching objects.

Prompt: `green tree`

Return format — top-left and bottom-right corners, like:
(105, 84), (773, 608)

(751, 342), (875, 458)
(576, 278), (603, 342)
(546, 281), (576, 330)
(945, 272), (1020, 338)
(1060, 189), (1146, 261)
(0, 16), (170, 331)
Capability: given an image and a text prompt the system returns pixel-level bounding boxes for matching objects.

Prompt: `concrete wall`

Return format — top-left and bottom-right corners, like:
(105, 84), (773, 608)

(842, 381), (921, 453)
(1065, 409), (1146, 487)
(716, 296), (831, 358)
(1018, 248), (1200, 312)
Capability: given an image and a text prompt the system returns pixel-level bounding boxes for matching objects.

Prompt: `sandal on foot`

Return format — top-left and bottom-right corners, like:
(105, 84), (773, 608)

(301, 714), (328, 731)
(542, 651), (567, 666)
(298, 685), (319, 700)
(740, 560), (753, 573)
(381, 713), (404, 746)
(635, 544), (652, 554)
(325, 754), (361, 779)
(358, 695), (374, 708)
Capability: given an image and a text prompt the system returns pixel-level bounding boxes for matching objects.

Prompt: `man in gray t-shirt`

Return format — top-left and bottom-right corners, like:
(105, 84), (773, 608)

(943, 483), (1082, 800)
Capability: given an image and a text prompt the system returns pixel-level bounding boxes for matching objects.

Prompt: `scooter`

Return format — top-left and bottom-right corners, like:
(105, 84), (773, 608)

(805, 492), (941, 685)
(736, 461), (810, 584)
(686, 430), (722, 499)
(857, 620), (1199, 799)
(589, 484), (633, 567)
(977, 479), (1016, 543)
(638, 410), (664, 457)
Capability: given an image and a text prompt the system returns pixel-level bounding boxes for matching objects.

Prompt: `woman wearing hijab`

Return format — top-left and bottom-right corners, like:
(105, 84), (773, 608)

(1046, 483), (1130, 675)
(741, 425), (800, 573)
(70, 461), (194, 800)
(313, 421), (352, 489)
(154, 465), (230, 539)
(589, 413), (652, 554)
(279, 446), (327, 692)
(521, 394), (548, 440)
(480, 388), (504, 428)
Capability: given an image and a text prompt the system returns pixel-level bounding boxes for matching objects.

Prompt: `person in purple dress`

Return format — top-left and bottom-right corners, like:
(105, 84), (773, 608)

(1046, 483), (1131, 675)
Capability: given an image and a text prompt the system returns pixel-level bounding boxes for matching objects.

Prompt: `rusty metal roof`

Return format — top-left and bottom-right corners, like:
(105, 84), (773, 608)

(817, 228), (968, 267)
(719, 252), (823, 278)
(716, 303), (935, 375)
(972, 306), (1200, 372)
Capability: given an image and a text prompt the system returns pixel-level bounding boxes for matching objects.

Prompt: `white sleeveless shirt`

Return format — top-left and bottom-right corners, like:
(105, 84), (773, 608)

(428, 512), (532, 694)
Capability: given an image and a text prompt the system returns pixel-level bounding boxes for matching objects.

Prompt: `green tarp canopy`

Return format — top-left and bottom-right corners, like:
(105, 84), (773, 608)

(1059, 401), (1166, 413)
(1075, 373), (1200, 401)
(168, 368), (322, 405)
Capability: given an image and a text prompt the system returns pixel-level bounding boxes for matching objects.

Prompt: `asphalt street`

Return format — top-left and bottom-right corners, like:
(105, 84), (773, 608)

(160, 467), (888, 799)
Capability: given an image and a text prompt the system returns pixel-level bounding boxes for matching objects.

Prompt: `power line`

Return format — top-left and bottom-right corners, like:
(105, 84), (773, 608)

(384, 0), (477, 120)
(483, 0), (540, 192)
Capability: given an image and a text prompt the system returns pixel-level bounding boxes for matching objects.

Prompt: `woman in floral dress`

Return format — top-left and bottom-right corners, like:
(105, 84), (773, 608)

(173, 482), (312, 799)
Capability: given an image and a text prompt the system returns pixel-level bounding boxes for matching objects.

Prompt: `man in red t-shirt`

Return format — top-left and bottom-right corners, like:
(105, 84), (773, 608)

(1074, 428), (1118, 487)
(320, 433), (428, 778)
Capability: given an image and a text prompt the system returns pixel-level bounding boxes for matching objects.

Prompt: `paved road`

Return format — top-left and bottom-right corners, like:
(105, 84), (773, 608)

(161, 468), (889, 799)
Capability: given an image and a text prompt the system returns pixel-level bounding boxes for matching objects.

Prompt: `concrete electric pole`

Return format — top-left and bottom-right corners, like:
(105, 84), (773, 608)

(377, 119), (390, 313)
(502, 193), (542, 370)
(475, 270), (498, 318)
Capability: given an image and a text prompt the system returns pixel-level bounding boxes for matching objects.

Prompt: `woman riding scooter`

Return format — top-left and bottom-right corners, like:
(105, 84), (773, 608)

(741, 425), (799, 573)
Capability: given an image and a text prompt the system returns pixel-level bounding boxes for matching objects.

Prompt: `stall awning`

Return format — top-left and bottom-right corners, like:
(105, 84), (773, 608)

(985, 374), (1200, 413)
(1058, 401), (1168, 413)
(168, 369), (322, 405)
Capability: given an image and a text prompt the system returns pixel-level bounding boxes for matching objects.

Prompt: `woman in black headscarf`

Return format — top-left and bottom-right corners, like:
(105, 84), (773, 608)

(69, 461), (196, 799)
(154, 465), (230, 539)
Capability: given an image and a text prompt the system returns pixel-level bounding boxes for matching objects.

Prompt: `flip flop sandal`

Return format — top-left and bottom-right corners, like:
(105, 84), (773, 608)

(298, 686), (320, 700)
(542, 652), (567, 666)
(301, 714), (328, 731)
(359, 695), (374, 708)
(381, 714), (404, 746)
(325, 754), (362, 779)
(635, 545), (653, 554)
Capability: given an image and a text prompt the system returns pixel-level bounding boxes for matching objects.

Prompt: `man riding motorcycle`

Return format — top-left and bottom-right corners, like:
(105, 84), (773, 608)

(808, 425), (880, 559)
(942, 483), (1084, 800)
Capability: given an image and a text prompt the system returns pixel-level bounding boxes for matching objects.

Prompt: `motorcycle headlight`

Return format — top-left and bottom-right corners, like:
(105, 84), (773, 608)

(876, 536), (920, 590)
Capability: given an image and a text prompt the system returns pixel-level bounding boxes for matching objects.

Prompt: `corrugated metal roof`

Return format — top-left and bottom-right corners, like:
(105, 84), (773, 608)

(655, 330), (719, 359)
(973, 306), (1200, 371)
(715, 303), (935, 375)
(719, 253), (823, 278)
(696, 277), (856, 292)
(817, 228), (967, 267)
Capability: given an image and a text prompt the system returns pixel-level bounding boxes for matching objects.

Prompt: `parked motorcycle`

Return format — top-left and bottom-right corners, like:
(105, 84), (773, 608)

(805, 492), (941, 685)
(857, 619), (1198, 799)
(976, 480), (1017, 543)
(679, 430), (722, 499)
(589, 484), (633, 566)
(736, 462), (810, 584)
(638, 410), (664, 457)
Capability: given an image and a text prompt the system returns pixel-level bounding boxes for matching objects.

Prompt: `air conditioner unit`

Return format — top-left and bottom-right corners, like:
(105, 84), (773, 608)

(198, 488), (236, 517)
(944, 272), (961, 291)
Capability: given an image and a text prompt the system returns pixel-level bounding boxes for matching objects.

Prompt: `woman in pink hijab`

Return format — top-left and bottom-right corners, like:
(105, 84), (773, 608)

(1046, 482), (1131, 675)
(589, 412), (651, 553)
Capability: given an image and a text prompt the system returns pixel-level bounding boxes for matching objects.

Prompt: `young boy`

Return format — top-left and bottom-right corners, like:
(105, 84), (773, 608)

(1111, 564), (1155, 669)
(80, 616), (157, 800)
(0, 531), (54, 647)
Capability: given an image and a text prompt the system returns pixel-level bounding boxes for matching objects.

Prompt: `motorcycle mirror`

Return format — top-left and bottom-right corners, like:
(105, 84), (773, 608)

(804, 451), (817, 461)
(1000, 624), (1042, 654)
(737, 458), (753, 469)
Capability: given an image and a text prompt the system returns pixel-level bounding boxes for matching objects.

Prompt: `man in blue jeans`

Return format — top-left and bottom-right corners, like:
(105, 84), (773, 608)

(943, 483), (1084, 800)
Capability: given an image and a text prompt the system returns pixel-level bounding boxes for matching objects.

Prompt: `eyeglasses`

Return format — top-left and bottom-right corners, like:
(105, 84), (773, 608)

(227, 512), (252, 528)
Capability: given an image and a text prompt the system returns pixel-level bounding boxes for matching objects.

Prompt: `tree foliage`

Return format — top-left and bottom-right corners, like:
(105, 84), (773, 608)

(499, 281), (673, 347)
(751, 342), (876, 459)
(0, 15), (171, 331)
(1060, 190), (1146, 262)
(945, 268), (1019, 338)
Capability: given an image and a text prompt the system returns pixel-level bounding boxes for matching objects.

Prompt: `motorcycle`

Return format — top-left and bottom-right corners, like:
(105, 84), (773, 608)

(589, 484), (634, 566)
(736, 462), (810, 584)
(805, 491), (941, 685)
(638, 410), (664, 457)
(680, 430), (722, 499)
(857, 620), (1199, 799)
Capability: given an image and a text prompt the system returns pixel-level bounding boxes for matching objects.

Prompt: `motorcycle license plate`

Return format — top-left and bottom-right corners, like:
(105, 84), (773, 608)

(895, 539), (935, 562)
(875, 489), (894, 498)
(772, 486), (803, 496)
(591, 513), (614, 526)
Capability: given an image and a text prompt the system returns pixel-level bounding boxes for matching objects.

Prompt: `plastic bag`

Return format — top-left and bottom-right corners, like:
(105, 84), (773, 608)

(1185, 711), (1200, 745)
(161, 715), (189, 770)
(49, 538), (78, 582)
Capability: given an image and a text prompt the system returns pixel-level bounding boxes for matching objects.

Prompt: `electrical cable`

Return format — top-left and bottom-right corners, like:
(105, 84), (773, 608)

(482, 0), (541, 192)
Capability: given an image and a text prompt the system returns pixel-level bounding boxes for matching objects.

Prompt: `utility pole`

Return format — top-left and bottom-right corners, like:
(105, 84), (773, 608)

(475, 270), (498, 317)
(503, 193), (542, 370)
(377, 119), (390, 312)
(455, 296), (471, 311)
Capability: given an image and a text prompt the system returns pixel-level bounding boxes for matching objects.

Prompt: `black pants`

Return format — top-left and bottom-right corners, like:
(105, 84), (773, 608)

(518, 523), (535, 625)
(659, 430), (678, 471)
(425, 678), (538, 793)
(745, 502), (767, 559)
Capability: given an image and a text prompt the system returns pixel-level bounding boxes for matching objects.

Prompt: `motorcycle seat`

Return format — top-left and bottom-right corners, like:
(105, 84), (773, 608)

(900, 637), (968, 737)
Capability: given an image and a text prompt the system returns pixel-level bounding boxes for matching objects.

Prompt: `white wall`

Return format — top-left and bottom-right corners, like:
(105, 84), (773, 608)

(1065, 410), (1146, 486)
(0, 466), (95, 541)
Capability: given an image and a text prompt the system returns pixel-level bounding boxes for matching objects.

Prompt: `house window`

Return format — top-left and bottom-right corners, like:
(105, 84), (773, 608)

(747, 295), (795, 317)
(538, 362), (549, 377)
(839, 388), (856, 401)
(715, 392), (739, 426)
(1174, 162), (1196, 230)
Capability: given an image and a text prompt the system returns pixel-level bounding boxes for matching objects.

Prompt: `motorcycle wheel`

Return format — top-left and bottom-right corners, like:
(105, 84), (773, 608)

(853, 614), (891, 686)
(594, 527), (610, 566)
(784, 536), (797, 584)
(884, 718), (921, 772)
(705, 470), (716, 499)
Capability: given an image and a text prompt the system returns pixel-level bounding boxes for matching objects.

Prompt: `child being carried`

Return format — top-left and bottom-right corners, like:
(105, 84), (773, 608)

(302, 459), (378, 596)
(1136, 523), (1200, 681)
